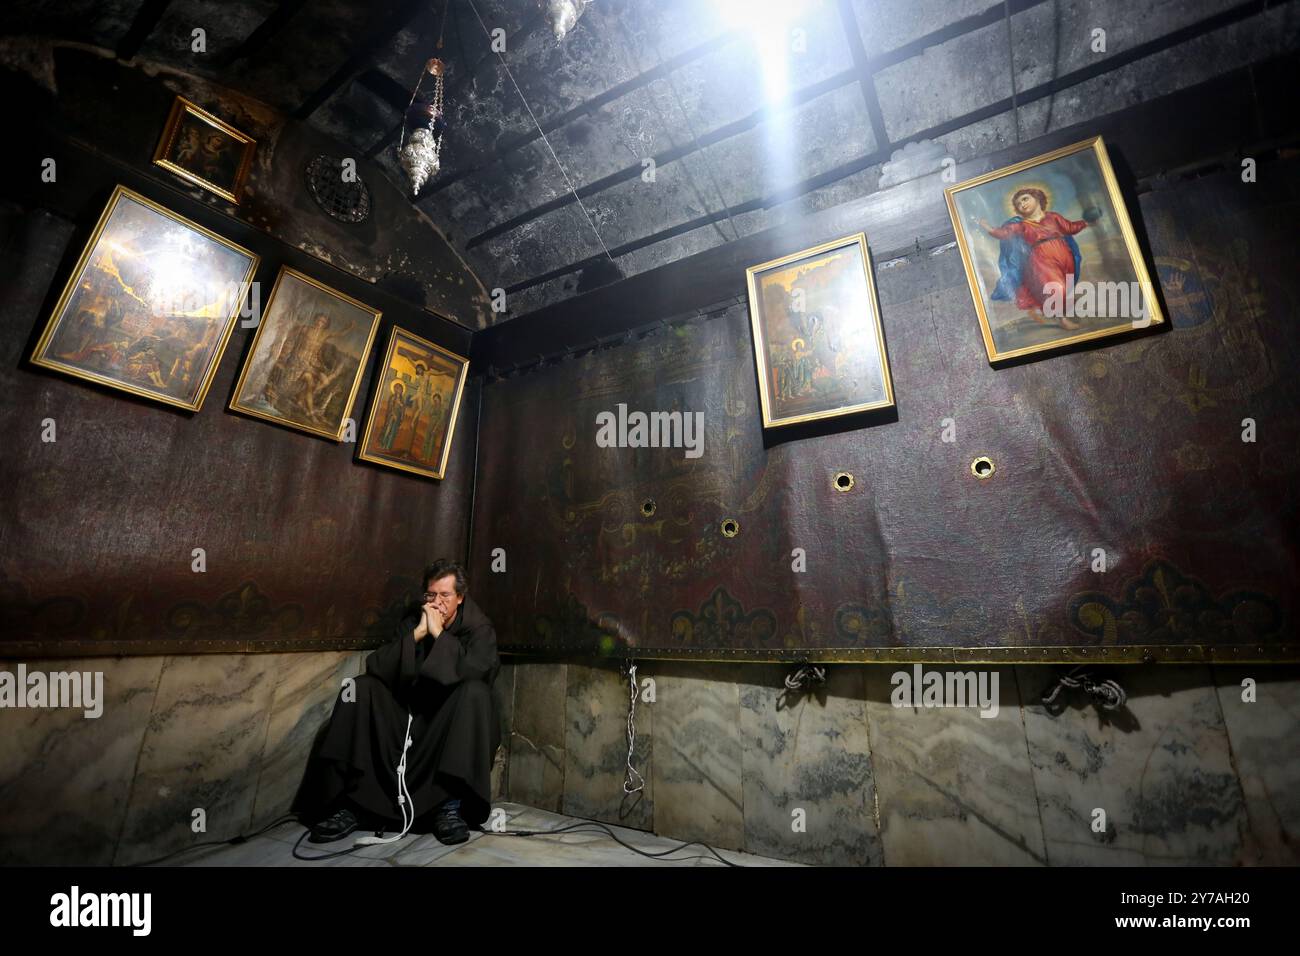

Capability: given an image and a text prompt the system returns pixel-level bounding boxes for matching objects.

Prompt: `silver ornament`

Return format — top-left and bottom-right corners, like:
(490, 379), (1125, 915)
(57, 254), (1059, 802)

(543, 0), (590, 42)
(399, 127), (441, 196)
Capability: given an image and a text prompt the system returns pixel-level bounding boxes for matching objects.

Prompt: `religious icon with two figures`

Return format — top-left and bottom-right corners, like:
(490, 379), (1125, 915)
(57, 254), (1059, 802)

(152, 96), (256, 205)
(357, 327), (469, 480)
(945, 136), (1165, 363)
(745, 232), (895, 428)
(229, 267), (381, 440)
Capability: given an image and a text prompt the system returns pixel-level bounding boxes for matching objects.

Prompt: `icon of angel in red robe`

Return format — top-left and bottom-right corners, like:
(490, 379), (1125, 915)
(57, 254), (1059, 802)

(973, 186), (1094, 331)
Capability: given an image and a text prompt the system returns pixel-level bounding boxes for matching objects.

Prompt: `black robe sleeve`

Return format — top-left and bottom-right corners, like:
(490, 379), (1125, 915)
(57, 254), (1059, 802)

(363, 610), (424, 698)
(419, 608), (498, 686)
(365, 601), (499, 697)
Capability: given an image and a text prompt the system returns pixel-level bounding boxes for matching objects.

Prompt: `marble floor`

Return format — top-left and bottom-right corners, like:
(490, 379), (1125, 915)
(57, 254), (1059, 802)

(164, 802), (802, 867)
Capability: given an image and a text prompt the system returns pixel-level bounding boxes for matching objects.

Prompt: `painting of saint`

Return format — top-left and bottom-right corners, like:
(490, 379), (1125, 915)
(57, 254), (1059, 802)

(358, 327), (468, 480)
(377, 381), (413, 450)
(230, 268), (380, 440)
(945, 136), (1165, 362)
(30, 185), (258, 410)
(976, 186), (1091, 330)
(745, 233), (894, 427)
(153, 96), (256, 204)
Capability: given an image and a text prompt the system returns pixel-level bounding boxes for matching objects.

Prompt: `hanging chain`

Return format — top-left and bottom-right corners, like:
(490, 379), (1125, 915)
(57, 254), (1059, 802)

(399, 0), (450, 151)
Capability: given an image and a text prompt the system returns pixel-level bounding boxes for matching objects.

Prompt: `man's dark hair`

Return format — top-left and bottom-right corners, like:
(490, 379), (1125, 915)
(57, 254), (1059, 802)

(423, 559), (468, 596)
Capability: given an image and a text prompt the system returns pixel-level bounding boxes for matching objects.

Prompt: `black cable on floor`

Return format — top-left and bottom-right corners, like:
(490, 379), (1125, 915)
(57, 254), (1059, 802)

(133, 812), (742, 867)
(129, 813), (301, 867)
(291, 826), (371, 861)
(487, 820), (741, 867)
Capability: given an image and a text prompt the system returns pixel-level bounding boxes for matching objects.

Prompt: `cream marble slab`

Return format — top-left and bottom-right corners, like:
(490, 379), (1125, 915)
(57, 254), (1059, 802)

(649, 662), (745, 852)
(168, 799), (801, 866)
(491, 661), (516, 799)
(251, 650), (363, 829)
(1212, 665), (1300, 865)
(383, 828), (489, 866)
(740, 664), (881, 866)
(491, 743), (509, 801)
(512, 662), (566, 746)
(114, 653), (279, 866)
(508, 662), (568, 811)
(177, 834), (391, 867)
(254, 816), (486, 865)
(0, 655), (163, 865)
(865, 665), (1046, 865)
(563, 662), (653, 830)
(508, 732), (566, 812)
(1019, 665), (1249, 865)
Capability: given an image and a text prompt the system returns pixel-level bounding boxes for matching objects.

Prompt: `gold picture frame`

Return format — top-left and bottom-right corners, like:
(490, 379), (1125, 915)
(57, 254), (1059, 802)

(153, 96), (256, 204)
(29, 184), (259, 411)
(229, 267), (382, 441)
(745, 232), (894, 428)
(357, 326), (469, 480)
(945, 136), (1165, 363)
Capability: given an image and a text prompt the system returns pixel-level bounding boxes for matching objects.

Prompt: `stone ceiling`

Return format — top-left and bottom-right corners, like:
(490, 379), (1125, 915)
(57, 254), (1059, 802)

(5, 0), (1293, 323)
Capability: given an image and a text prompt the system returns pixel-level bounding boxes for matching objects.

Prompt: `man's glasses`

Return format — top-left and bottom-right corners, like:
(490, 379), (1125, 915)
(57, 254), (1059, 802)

(423, 592), (455, 602)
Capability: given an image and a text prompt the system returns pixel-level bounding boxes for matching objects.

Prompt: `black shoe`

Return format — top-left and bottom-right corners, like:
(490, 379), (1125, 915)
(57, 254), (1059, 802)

(309, 806), (359, 843)
(432, 807), (470, 845)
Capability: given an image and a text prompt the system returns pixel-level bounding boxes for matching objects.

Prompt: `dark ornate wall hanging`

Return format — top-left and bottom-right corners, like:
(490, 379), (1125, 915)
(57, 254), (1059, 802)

(469, 161), (1300, 665)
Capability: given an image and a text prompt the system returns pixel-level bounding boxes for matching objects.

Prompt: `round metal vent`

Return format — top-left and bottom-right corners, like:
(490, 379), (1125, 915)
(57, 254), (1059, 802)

(304, 154), (372, 223)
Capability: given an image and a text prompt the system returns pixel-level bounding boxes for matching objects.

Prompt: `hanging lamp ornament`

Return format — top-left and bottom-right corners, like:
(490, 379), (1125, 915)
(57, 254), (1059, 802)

(398, 57), (446, 197)
(541, 0), (591, 42)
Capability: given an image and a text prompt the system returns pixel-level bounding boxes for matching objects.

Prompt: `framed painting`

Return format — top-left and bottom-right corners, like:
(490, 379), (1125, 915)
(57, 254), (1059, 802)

(153, 96), (256, 204)
(229, 267), (381, 441)
(357, 327), (469, 480)
(945, 136), (1165, 363)
(29, 185), (259, 411)
(745, 232), (894, 428)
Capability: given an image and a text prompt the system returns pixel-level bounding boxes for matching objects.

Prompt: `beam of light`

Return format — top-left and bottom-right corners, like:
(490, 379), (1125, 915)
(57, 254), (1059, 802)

(713, 0), (821, 198)
(713, 0), (818, 104)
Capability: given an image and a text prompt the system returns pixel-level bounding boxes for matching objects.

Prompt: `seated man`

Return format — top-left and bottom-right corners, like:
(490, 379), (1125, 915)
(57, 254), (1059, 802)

(292, 559), (501, 845)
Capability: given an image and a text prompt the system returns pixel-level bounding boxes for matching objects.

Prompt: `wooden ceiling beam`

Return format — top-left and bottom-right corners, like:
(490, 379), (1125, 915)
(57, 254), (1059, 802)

(292, 0), (434, 120)
(211, 0), (312, 68)
(115, 0), (175, 61)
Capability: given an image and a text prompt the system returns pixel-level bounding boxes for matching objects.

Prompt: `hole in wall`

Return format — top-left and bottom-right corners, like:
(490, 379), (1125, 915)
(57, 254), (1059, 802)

(641, 498), (657, 517)
(971, 456), (995, 479)
(833, 471), (855, 492)
(720, 517), (740, 538)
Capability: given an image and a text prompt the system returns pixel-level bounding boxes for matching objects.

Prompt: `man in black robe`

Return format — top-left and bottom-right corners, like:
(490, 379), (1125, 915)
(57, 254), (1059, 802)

(292, 559), (501, 845)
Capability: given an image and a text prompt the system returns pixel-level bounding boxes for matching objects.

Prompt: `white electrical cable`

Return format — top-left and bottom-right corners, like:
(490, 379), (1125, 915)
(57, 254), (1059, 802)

(624, 664), (645, 794)
(353, 711), (416, 846)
